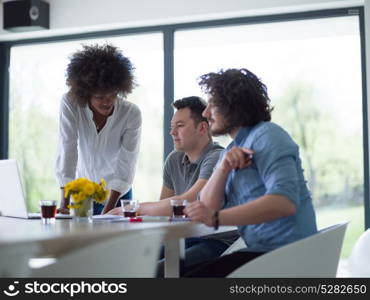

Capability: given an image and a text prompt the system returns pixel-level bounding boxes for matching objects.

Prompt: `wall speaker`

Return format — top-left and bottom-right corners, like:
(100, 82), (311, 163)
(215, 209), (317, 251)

(3, 0), (49, 32)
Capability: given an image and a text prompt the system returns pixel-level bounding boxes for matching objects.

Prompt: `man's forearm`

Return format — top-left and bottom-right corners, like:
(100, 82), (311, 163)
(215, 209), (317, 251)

(200, 167), (230, 210)
(139, 199), (172, 216)
(219, 194), (296, 226)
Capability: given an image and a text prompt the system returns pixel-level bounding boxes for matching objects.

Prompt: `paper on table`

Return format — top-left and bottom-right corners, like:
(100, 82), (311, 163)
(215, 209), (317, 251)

(92, 215), (125, 220)
(170, 217), (192, 222)
(112, 216), (170, 222)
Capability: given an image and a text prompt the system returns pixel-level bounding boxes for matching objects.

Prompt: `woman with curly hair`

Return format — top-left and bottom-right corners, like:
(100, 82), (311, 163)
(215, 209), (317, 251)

(56, 44), (141, 215)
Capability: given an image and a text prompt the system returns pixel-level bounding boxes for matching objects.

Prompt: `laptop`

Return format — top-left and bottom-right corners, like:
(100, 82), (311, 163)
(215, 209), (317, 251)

(0, 159), (72, 219)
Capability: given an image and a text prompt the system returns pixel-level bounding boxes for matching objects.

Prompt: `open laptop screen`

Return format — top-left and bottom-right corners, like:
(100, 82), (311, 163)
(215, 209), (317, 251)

(0, 159), (71, 219)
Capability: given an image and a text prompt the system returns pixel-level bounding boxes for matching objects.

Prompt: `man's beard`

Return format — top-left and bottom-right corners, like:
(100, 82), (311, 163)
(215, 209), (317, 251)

(210, 121), (235, 137)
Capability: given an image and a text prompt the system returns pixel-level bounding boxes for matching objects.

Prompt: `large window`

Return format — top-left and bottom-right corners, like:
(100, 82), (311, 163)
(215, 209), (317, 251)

(8, 33), (163, 210)
(4, 9), (367, 262)
(175, 15), (364, 258)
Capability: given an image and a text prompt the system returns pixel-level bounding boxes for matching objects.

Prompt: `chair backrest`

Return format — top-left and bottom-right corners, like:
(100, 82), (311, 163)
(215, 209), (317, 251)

(0, 242), (40, 277)
(32, 229), (164, 278)
(348, 228), (370, 277)
(221, 237), (246, 256)
(228, 222), (348, 278)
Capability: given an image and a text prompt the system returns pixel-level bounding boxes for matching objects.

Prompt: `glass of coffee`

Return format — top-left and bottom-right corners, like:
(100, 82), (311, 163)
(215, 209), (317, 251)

(39, 200), (57, 224)
(121, 200), (139, 217)
(170, 199), (188, 218)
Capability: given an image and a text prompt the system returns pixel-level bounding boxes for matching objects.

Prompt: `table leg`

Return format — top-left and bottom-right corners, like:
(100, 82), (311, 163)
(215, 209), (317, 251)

(164, 238), (185, 278)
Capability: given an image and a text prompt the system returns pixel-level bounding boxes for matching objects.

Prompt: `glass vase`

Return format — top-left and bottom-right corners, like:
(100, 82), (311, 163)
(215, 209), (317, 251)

(72, 197), (93, 222)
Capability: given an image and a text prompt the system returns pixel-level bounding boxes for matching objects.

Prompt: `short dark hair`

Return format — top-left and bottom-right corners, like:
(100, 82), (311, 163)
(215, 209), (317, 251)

(172, 96), (208, 125)
(198, 68), (272, 127)
(66, 43), (135, 106)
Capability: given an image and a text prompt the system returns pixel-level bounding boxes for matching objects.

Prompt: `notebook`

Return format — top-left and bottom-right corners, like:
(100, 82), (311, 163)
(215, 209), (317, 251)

(0, 159), (72, 219)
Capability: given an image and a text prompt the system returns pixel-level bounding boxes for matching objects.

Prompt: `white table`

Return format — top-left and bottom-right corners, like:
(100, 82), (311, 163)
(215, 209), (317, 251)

(0, 217), (236, 277)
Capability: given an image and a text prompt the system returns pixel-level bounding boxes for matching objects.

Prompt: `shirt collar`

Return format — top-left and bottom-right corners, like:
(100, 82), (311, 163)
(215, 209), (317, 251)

(234, 127), (252, 146)
(233, 122), (266, 146)
(85, 100), (119, 120)
(182, 140), (216, 165)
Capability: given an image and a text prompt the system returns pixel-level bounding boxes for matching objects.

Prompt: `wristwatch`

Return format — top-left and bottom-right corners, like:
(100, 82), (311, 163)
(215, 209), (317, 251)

(212, 210), (219, 230)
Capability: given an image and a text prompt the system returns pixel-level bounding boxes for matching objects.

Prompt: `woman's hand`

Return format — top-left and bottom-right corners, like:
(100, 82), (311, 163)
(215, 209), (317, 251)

(57, 188), (70, 214)
(184, 201), (214, 227)
(220, 146), (254, 173)
(57, 207), (70, 214)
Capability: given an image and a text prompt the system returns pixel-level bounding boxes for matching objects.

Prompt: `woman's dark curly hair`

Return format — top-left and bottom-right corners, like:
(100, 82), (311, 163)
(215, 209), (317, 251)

(198, 68), (273, 128)
(66, 43), (135, 106)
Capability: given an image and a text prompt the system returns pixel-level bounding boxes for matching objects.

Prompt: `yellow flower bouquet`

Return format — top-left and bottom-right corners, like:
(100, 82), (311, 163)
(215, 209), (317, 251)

(64, 178), (109, 218)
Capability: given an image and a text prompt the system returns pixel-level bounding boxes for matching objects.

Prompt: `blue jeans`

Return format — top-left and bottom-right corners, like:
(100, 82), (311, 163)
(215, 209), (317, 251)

(93, 188), (132, 215)
(183, 251), (266, 277)
(157, 237), (230, 277)
(184, 237), (230, 266)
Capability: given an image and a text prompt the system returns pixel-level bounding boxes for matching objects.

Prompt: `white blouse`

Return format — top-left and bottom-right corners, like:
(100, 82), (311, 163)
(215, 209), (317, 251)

(55, 94), (142, 195)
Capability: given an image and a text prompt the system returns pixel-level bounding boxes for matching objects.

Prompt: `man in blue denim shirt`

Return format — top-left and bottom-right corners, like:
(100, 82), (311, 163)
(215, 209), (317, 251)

(184, 68), (317, 277)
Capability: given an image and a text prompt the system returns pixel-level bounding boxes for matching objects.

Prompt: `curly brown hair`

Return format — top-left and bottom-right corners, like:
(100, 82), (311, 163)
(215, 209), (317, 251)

(66, 44), (135, 106)
(198, 68), (273, 128)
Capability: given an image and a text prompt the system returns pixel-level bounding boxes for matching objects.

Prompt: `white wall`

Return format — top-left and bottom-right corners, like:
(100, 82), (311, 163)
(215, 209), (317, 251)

(0, 0), (363, 41)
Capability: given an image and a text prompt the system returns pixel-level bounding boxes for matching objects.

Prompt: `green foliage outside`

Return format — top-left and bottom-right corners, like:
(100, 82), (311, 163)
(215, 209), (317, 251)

(316, 206), (364, 258)
(9, 91), (59, 212)
(272, 81), (365, 259)
(273, 81), (363, 208)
